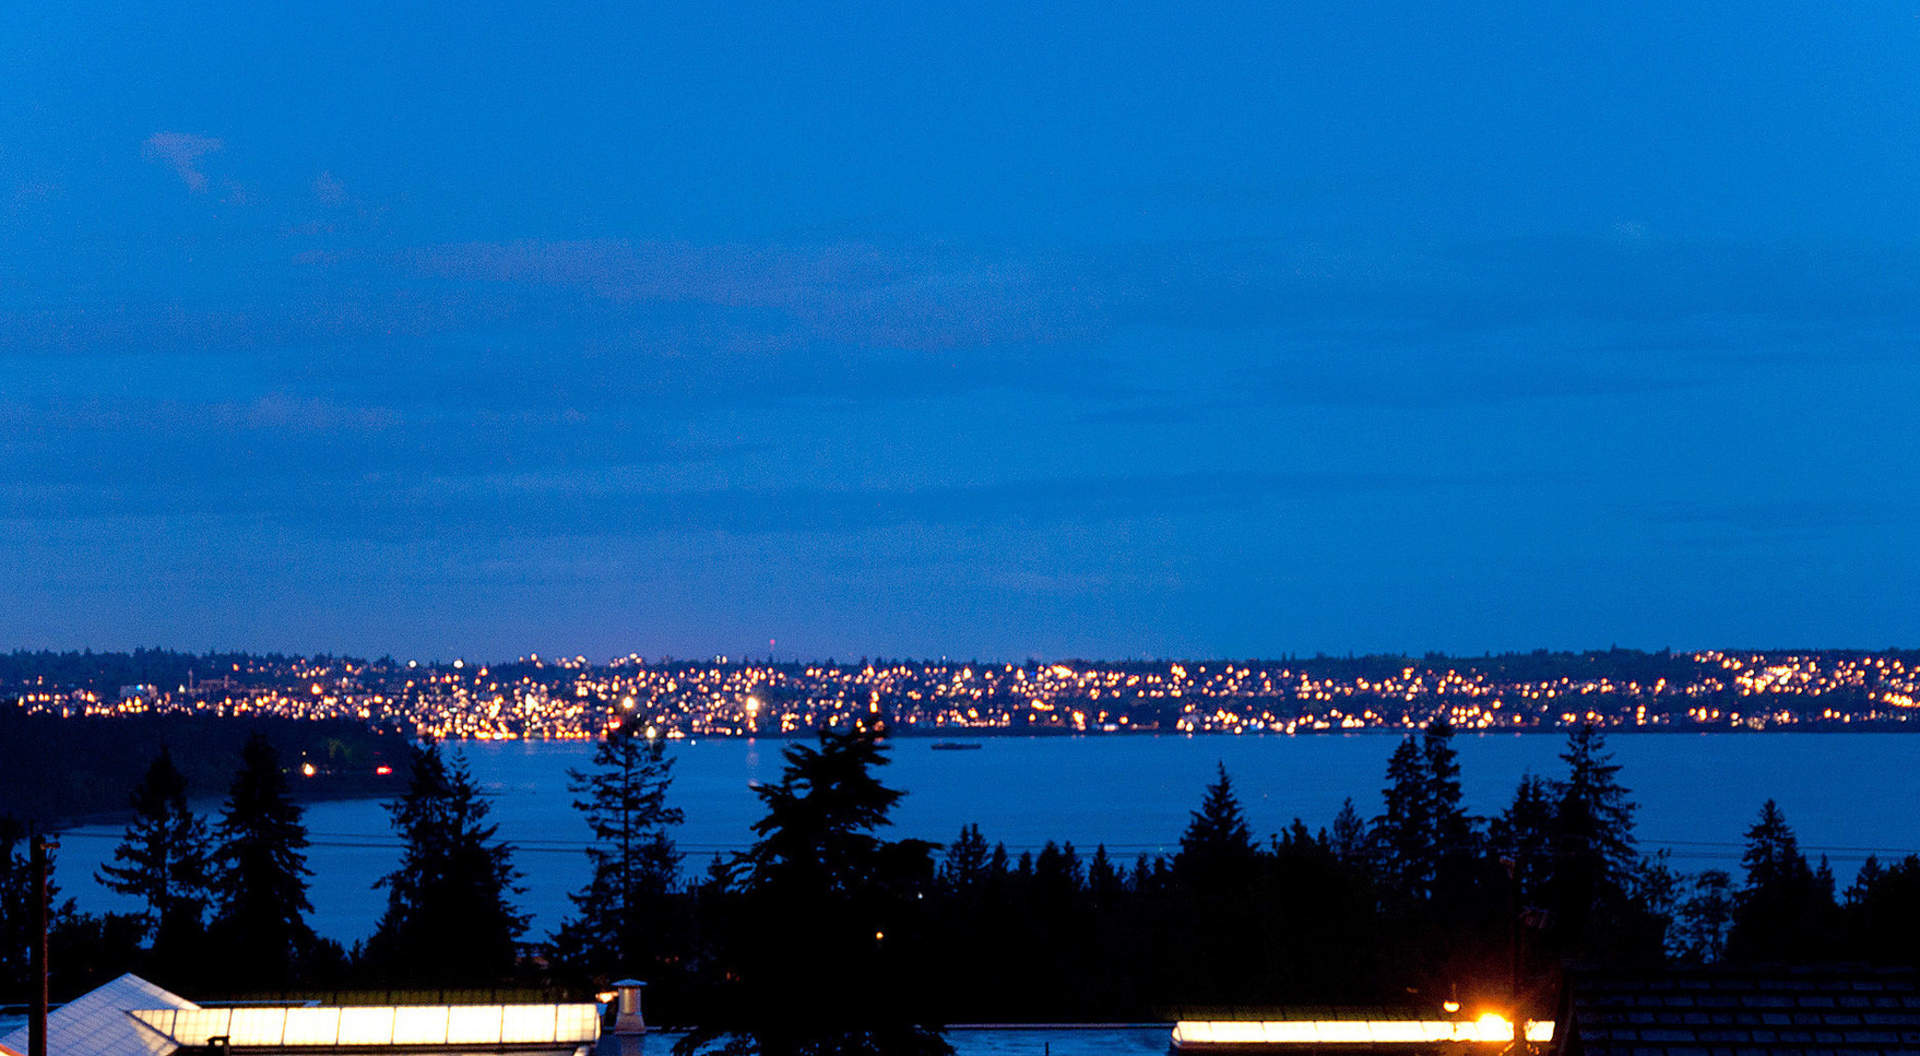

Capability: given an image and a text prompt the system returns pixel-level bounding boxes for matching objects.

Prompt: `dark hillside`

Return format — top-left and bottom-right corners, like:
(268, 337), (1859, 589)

(0, 710), (404, 826)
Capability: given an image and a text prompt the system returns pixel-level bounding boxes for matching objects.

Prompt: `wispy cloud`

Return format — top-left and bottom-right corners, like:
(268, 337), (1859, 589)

(141, 131), (224, 192)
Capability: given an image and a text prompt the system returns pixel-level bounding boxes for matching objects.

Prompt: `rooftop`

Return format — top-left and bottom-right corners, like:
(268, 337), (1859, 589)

(0, 975), (600, 1056)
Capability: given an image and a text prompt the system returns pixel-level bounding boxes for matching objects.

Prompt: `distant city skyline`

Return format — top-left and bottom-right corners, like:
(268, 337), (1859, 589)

(8, 647), (1916, 743)
(5, 3), (1918, 660)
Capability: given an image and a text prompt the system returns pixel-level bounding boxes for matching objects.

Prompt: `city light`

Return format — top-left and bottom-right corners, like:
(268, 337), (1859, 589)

(11, 651), (1911, 742)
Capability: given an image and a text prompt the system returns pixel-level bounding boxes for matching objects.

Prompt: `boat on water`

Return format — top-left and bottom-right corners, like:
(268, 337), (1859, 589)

(930, 741), (984, 751)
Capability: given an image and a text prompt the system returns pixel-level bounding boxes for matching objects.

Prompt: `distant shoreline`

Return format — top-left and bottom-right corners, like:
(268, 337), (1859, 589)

(43, 772), (399, 833)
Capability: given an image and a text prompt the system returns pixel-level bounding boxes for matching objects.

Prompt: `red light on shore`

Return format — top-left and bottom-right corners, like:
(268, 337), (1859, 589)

(375, 765), (393, 776)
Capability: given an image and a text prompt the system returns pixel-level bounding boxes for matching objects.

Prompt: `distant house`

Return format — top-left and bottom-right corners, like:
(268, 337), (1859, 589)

(1553, 964), (1920, 1056)
(0, 973), (616, 1056)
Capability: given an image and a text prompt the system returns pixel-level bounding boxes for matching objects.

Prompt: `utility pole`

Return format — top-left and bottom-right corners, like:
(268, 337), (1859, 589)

(30, 832), (57, 1056)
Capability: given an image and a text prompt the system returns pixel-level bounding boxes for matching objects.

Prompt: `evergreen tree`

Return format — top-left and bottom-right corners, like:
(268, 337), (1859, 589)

(1329, 798), (1368, 866)
(1840, 854), (1920, 965)
(988, 843), (1013, 888)
(1086, 845), (1123, 906)
(1373, 724), (1477, 905)
(555, 723), (683, 974)
(207, 734), (315, 989)
(1739, 799), (1803, 891)
(1033, 841), (1082, 908)
(1844, 855), (1883, 909)
(1, 818), (148, 1002)
(940, 824), (990, 892)
(98, 748), (212, 962)
(1630, 850), (1683, 959)
(1421, 721), (1474, 864)
(365, 742), (527, 983)
(1419, 721), (1480, 905)
(1677, 869), (1734, 963)
(1374, 736), (1430, 900)
(1177, 763), (1257, 889)
(1554, 725), (1637, 887)
(678, 724), (949, 1056)
(699, 852), (735, 897)
(1546, 724), (1642, 953)
(1726, 799), (1837, 961)
(1488, 773), (1556, 906)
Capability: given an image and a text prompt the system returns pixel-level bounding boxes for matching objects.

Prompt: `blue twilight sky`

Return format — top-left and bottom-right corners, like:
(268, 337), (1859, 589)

(3, 2), (1918, 662)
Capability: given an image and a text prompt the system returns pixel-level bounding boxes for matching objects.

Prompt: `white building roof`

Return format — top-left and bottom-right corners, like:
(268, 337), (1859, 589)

(129, 1003), (601, 1051)
(1, 974), (598, 1055)
(0, 973), (197, 1056)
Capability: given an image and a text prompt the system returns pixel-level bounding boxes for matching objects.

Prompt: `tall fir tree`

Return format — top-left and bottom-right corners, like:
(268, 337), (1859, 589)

(1678, 868), (1735, 963)
(1329, 797), (1369, 867)
(1419, 720), (1479, 898)
(940, 824), (991, 892)
(555, 723), (683, 975)
(1840, 854), (1920, 965)
(1374, 736), (1433, 900)
(1726, 799), (1837, 961)
(1086, 845), (1123, 907)
(678, 724), (949, 1056)
(98, 748), (212, 970)
(1541, 723), (1642, 955)
(1488, 773), (1556, 906)
(1374, 729), (1474, 910)
(1178, 762), (1258, 893)
(1553, 724), (1637, 889)
(366, 742), (527, 983)
(207, 733), (315, 989)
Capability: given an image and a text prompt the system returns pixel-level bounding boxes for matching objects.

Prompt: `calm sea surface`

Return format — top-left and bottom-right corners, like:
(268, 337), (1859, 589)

(53, 733), (1920, 943)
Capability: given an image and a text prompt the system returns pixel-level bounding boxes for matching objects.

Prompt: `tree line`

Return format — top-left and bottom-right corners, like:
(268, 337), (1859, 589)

(5, 721), (1919, 1056)
(0, 711), (400, 825)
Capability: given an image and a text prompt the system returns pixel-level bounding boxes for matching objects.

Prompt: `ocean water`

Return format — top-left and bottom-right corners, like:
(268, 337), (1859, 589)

(50, 733), (1920, 943)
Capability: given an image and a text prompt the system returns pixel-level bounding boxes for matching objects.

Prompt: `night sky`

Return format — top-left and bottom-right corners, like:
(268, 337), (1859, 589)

(4, 3), (1917, 661)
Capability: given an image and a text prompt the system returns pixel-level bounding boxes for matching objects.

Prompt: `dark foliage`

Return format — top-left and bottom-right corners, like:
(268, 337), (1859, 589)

(0, 710), (400, 825)
(206, 734), (319, 990)
(363, 742), (527, 984)
(552, 722), (685, 987)
(12, 713), (1920, 1025)
(1724, 800), (1841, 961)
(97, 748), (213, 978)
(676, 724), (951, 1056)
